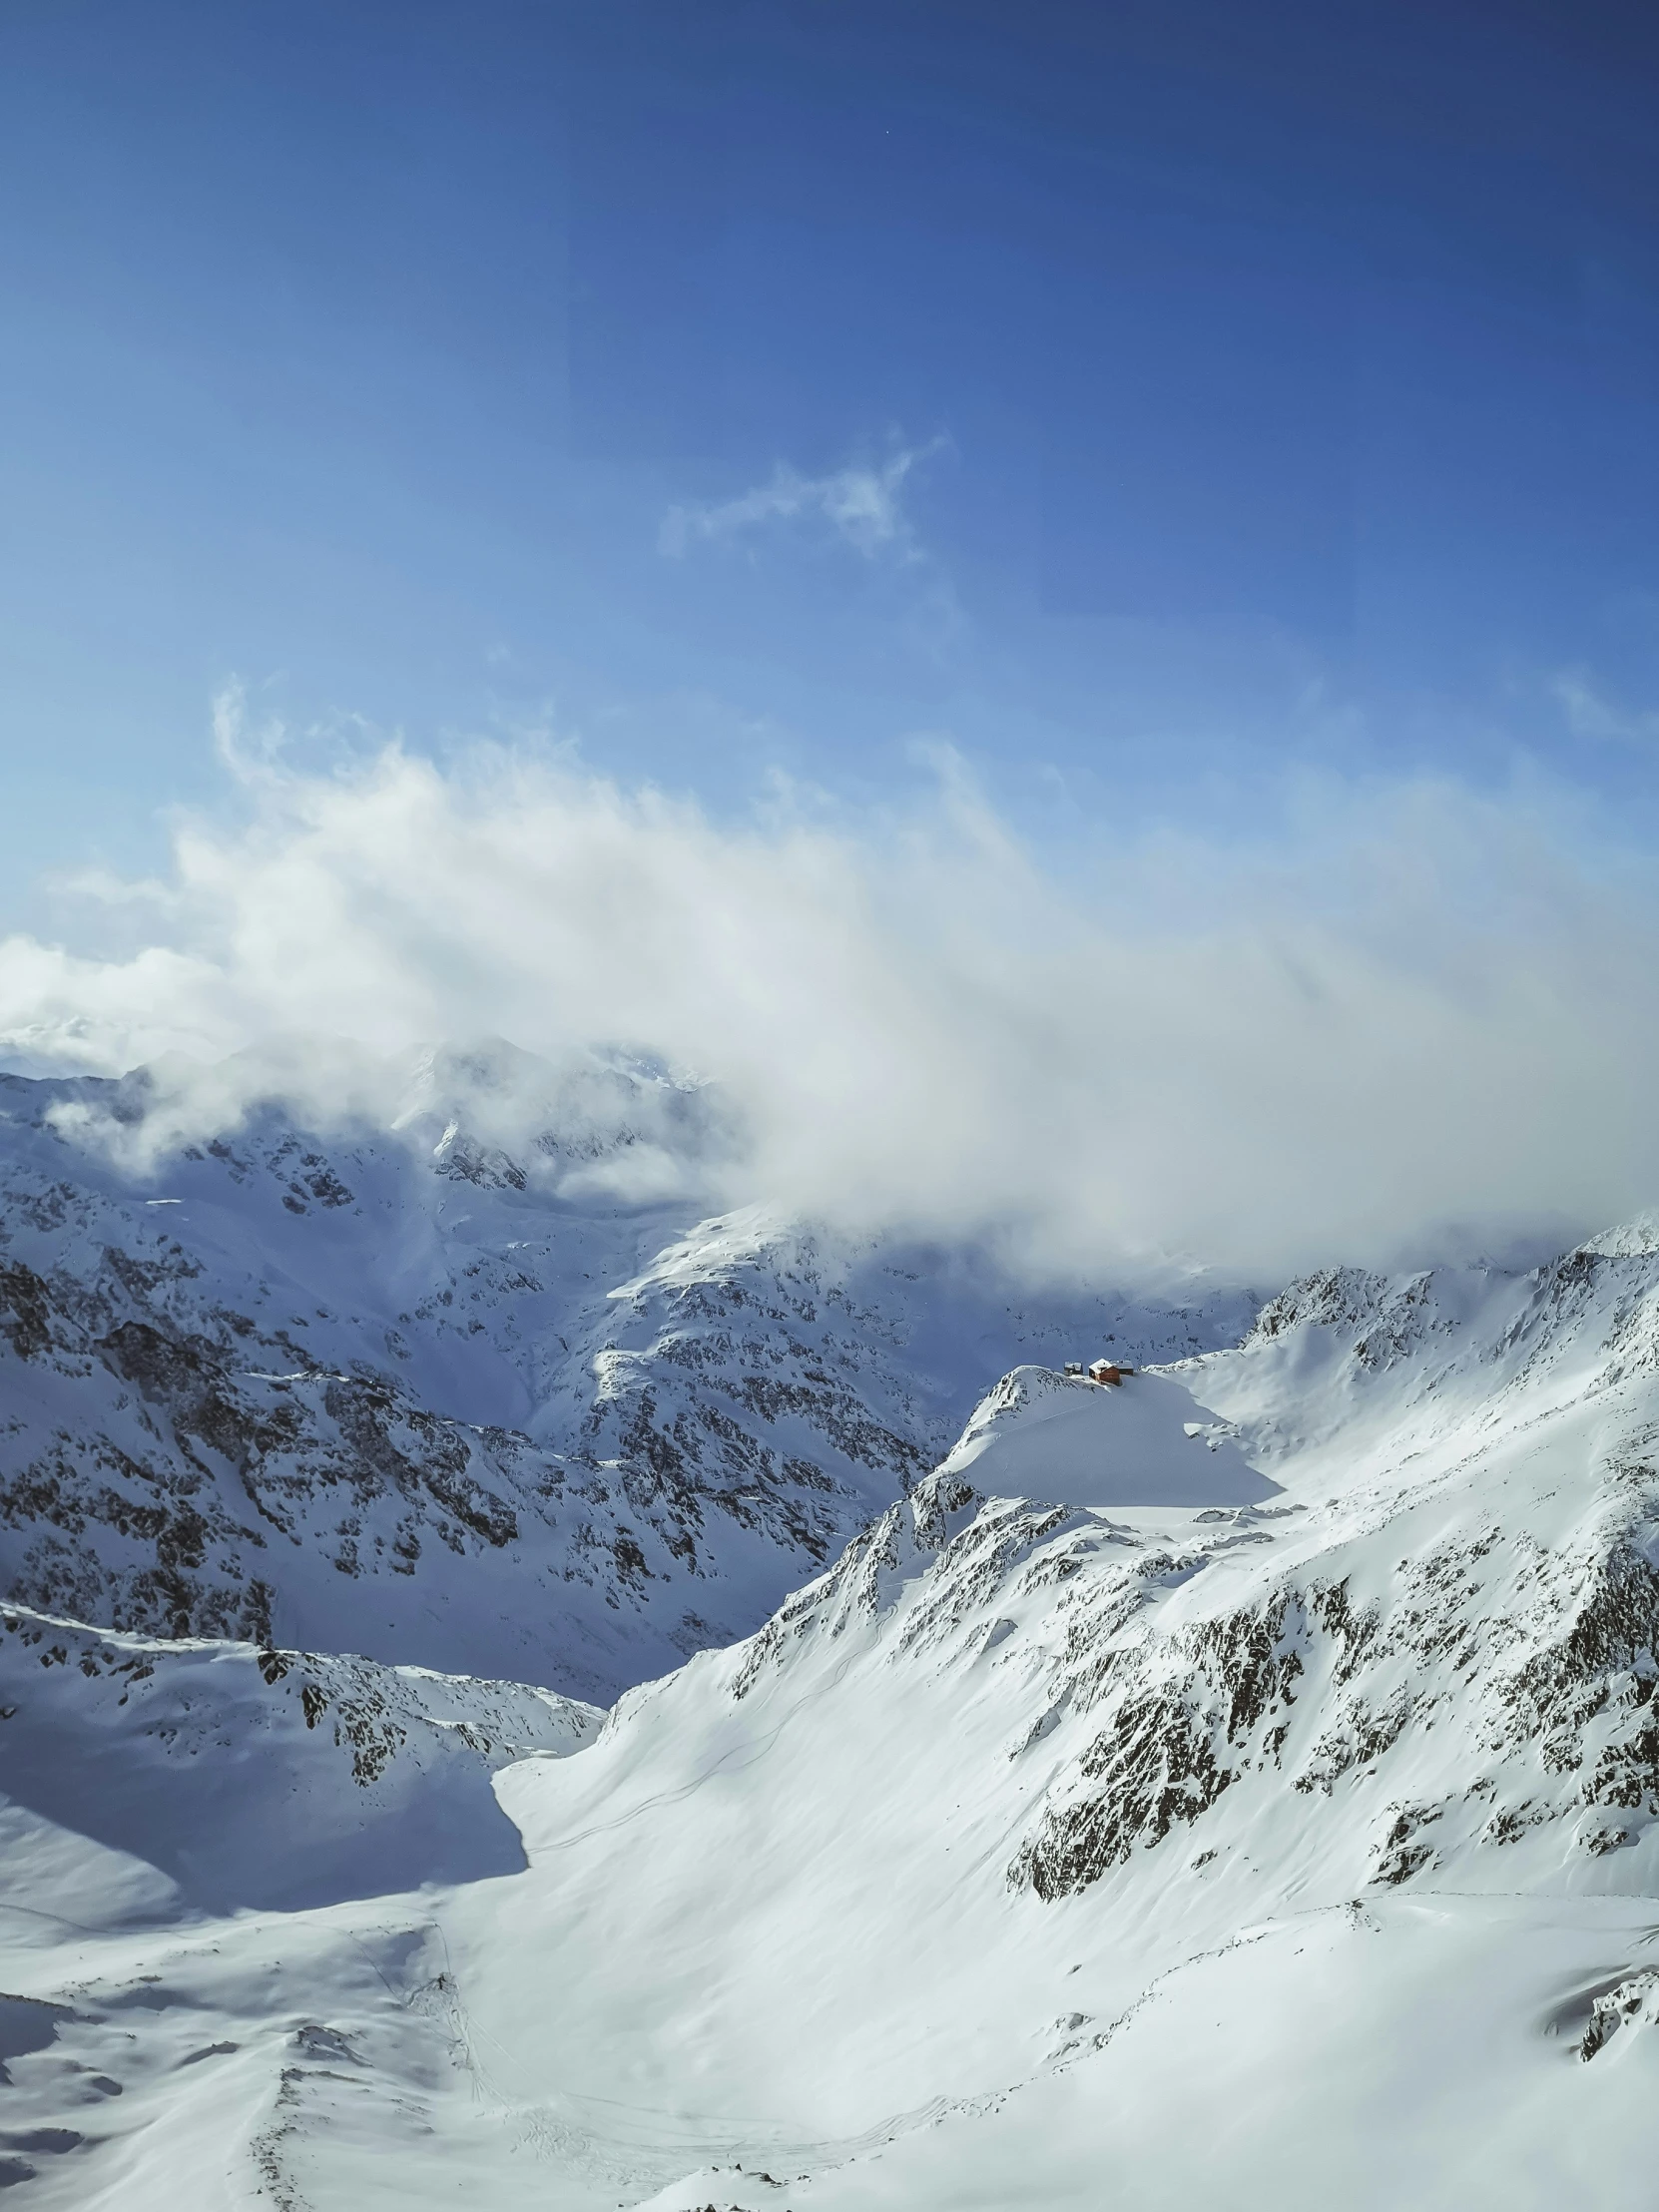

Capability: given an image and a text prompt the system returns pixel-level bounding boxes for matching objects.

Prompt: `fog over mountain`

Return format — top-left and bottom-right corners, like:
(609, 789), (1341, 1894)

(0, 1045), (1254, 1702)
(3, 723), (1656, 1277)
(6, 717), (1659, 2200)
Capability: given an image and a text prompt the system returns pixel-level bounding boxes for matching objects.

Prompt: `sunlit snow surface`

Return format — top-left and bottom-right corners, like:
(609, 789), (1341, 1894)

(937, 1361), (1280, 1506)
(6, 1073), (1659, 2200)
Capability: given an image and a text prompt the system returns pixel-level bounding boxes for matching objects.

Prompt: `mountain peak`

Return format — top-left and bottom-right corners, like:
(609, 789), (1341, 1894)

(1578, 1210), (1659, 1260)
(938, 1362), (1280, 1509)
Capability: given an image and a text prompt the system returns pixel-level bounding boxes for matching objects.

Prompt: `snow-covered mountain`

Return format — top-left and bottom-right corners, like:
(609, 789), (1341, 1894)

(8, 1211), (1659, 2202)
(0, 1050), (1253, 1700)
(0, 1600), (599, 1918)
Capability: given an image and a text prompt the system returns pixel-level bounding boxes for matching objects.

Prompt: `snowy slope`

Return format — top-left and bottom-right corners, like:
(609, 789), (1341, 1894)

(936, 1361), (1279, 1506)
(0, 1050), (1253, 1699)
(0, 1603), (598, 1917)
(7, 1223), (1659, 2202)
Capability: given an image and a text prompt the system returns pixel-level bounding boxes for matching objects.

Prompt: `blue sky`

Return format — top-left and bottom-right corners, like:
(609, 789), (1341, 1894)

(5, 0), (1659, 923)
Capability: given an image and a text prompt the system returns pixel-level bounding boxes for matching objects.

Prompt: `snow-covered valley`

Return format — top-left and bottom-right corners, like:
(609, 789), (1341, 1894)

(4, 1055), (1659, 2203)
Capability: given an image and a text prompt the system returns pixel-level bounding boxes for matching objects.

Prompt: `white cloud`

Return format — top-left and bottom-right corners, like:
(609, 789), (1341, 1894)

(2, 698), (1657, 1280)
(659, 439), (945, 561)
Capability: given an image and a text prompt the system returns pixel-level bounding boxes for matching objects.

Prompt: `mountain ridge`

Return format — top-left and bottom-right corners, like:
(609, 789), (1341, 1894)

(2, 1209), (1659, 2198)
(8, 1052), (1659, 2200)
(0, 1060), (1253, 1698)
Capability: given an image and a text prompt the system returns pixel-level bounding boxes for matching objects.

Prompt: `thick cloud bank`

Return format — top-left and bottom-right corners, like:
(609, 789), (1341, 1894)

(1, 711), (1654, 1276)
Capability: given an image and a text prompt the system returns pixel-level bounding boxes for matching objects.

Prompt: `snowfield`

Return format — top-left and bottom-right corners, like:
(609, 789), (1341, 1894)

(935, 1360), (1280, 1507)
(4, 1060), (1659, 2202)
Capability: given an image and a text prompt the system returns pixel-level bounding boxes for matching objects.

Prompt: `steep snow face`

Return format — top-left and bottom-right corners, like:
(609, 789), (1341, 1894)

(0, 1063), (1254, 1699)
(8, 1228), (1659, 2204)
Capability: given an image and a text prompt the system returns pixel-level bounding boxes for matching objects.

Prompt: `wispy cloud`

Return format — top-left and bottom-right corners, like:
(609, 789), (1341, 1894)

(1552, 668), (1659, 746)
(659, 438), (947, 561)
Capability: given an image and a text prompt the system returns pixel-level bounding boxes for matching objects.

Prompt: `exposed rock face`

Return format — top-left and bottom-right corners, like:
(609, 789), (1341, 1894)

(9, 1221), (1659, 2204)
(718, 1236), (1659, 1913)
(0, 1065), (1252, 1699)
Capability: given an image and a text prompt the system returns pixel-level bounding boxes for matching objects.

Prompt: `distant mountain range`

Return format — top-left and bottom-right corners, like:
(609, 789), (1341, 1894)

(4, 1050), (1656, 2205)
(0, 1046), (1251, 1700)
